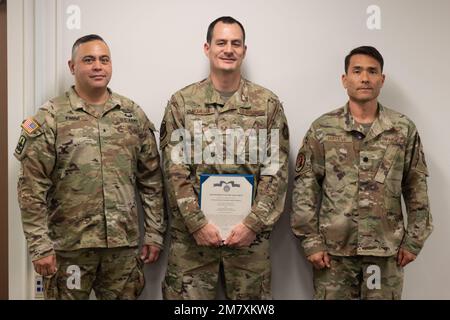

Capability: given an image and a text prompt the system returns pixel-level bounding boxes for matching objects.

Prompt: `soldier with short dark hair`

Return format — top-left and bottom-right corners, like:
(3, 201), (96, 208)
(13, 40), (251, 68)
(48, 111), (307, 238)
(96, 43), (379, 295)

(291, 46), (433, 299)
(160, 16), (289, 299)
(14, 34), (166, 299)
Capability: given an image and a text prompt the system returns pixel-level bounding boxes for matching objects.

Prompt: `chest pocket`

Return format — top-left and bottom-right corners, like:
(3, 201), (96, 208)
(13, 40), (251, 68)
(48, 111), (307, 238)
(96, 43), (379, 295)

(108, 113), (140, 147)
(185, 105), (216, 132)
(374, 144), (401, 195)
(236, 108), (267, 164)
(236, 107), (266, 130)
(184, 106), (217, 164)
(323, 137), (358, 191)
(56, 116), (98, 159)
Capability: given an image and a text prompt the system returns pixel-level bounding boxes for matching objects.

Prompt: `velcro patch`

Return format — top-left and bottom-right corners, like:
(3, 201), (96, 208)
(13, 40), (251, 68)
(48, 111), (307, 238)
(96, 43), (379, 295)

(282, 122), (289, 140)
(295, 152), (306, 172)
(21, 117), (40, 135)
(15, 135), (27, 155)
(160, 120), (167, 142)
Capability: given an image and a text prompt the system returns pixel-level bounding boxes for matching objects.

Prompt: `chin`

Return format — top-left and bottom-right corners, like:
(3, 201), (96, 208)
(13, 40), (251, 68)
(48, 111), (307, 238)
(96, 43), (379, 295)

(219, 66), (236, 72)
(90, 82), (108, 88)
(354, 93), (374, 100)
(355, 98), (376, 105)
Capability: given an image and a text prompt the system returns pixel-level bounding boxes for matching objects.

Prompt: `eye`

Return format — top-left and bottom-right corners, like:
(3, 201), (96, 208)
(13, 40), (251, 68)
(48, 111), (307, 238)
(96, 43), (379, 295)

(83, 57), (94, 64)
(101, 57), (110, 64)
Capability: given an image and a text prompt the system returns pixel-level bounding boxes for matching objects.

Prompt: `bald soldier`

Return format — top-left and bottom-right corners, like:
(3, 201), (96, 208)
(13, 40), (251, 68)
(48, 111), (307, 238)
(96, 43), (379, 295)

(14, 34), (165, 299)
(160, 16), (289, 299)
(291, 46), (433, 299)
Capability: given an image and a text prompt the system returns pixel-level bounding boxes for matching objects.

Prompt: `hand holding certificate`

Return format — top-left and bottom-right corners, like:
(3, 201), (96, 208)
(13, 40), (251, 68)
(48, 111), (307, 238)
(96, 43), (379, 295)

(199, 174), (254, 240)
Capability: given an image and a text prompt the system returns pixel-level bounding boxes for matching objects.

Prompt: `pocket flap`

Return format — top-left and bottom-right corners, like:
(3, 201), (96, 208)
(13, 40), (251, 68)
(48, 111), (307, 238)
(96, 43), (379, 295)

(374, 145), (399, 184)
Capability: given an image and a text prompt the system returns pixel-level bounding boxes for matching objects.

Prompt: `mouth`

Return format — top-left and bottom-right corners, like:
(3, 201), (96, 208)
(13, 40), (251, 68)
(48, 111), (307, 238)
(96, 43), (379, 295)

(220, 57), (236, 63)
(357, 88), (373, 91)
(90, 75), (106, 80)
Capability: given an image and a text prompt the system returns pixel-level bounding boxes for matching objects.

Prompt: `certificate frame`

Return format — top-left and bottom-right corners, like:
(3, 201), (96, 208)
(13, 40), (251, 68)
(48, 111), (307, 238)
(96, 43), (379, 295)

(199, 174), (255, 239)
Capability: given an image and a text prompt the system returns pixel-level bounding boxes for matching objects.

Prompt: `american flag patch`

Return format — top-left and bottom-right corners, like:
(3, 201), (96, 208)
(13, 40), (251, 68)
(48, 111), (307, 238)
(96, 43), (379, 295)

(21, 117), (40, 135)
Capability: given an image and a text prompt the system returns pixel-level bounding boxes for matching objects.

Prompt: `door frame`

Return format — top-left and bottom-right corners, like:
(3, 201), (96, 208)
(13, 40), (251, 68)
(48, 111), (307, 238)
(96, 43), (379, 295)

(0, 0), (9, 300)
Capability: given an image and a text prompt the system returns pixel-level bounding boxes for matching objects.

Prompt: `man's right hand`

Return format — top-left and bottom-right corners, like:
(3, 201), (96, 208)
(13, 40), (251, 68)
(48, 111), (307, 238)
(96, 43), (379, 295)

(33, 254), (57, 276)
(193, 223), (223, 247)
(307, 251), (331, 270)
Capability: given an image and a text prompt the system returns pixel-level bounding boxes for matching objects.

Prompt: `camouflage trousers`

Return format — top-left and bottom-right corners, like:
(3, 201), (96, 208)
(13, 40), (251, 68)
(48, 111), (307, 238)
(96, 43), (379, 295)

(313, 255), (403, 300)
(43, 246), (144, 300)
(163, 231), (272, 300)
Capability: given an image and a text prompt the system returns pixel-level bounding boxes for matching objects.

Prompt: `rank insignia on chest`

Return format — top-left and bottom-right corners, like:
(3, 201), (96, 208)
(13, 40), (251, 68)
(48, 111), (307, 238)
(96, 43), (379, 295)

(21, 117), (40, 135)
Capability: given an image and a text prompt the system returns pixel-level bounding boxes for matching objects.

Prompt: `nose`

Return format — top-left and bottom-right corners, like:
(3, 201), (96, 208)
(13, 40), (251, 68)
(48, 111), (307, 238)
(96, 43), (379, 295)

(361, 71), (369, 82)
(224, 43), (233, 54)
(92, 59), (102, 70)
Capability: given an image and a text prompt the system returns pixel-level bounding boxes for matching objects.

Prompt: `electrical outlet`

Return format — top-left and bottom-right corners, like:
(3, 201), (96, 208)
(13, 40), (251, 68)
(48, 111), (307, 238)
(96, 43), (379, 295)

(34, 274), (44, 299)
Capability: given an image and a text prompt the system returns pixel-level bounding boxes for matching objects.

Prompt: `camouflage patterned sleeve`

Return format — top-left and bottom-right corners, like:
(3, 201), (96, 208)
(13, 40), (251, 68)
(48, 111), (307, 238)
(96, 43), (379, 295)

(401, 125), (433, 255)
(136, 107), (166, 249)
(160, 95), (208, 234)
(242, 98), (289, 234)
(14, 104), (56, 261)
(291, 125), (327, 256)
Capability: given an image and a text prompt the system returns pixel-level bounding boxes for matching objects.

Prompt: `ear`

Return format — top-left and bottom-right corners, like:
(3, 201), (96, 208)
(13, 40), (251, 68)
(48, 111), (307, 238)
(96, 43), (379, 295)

(381, 73), (386, 86)
(68, 60), (75, 75)
(243, 44), (247, 58)
(203, 42), (210, 57)
(341, 73), (347, 89)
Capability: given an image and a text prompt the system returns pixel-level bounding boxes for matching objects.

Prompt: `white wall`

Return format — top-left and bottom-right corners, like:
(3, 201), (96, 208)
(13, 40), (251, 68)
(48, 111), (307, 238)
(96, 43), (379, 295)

(8, 0), (36, 299)
(8, 0), (450, 299)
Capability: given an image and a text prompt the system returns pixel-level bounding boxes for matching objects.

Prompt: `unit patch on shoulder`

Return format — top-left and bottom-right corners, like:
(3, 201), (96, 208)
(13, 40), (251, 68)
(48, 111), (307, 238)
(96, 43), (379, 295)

(15, 135), (27, 155)
(160, 120), (167, 142)
(21, 117), (40, 135)
(295, 152), (306, 173)
(282, 122), (289, 140)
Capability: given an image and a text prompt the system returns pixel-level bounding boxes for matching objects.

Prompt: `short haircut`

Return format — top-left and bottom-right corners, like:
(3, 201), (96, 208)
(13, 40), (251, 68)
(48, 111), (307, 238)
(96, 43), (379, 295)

(71, 34), (107, 60)
(206, 16), (246, 44)
(344, 46), (384, 73)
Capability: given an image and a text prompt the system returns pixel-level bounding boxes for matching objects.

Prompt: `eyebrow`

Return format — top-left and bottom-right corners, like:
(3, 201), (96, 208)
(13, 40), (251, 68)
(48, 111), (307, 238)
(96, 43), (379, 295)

(352, 65), (379, 70)
(82, 54), (110, 59)
(215, 38), (242, 42)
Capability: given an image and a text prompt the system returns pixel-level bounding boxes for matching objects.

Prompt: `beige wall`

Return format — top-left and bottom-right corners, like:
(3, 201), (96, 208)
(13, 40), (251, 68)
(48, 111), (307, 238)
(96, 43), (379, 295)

(8, 0), (450, 299)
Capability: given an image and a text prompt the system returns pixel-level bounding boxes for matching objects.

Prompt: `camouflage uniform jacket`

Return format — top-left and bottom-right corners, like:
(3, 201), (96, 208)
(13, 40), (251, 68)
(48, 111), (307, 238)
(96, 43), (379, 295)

(15, 87), (166, 261)
(292, 103), (432, 257)
(160, 78), (289, 235)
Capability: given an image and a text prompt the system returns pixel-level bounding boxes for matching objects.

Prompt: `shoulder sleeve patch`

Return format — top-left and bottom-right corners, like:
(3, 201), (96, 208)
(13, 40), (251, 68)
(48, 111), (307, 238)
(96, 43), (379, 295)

(21, 117), (41, 135)
(282, 122), (289, 140)
(15, 135), (27, 156)
(159, 120), (167, 144)
(295, 152), (306, 173)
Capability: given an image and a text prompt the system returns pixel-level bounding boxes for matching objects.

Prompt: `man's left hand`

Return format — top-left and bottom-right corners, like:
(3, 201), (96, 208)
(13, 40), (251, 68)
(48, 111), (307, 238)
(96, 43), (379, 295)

(224, 223), (256, 248)
(397, 248), (417, 267)
(140, 244), (161, 264)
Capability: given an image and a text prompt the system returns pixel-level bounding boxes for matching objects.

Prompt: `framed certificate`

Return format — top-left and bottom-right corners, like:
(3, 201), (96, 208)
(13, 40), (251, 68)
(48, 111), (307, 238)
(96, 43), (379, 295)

(199, 174), (254, 239)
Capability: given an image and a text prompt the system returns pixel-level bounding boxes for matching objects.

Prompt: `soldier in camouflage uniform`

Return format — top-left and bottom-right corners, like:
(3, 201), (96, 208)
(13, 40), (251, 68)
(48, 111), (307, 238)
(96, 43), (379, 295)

(291, 46), (433, 299)
(160, 17), (289, 299)
(14, 34), (165, 299)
